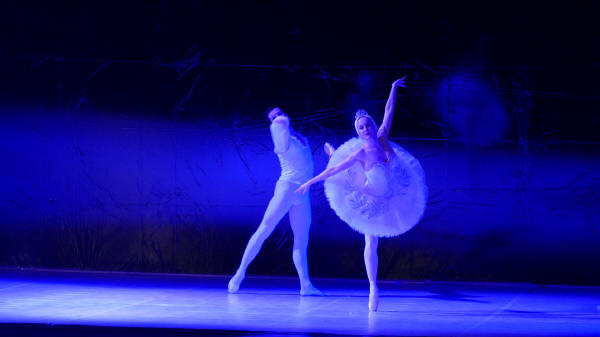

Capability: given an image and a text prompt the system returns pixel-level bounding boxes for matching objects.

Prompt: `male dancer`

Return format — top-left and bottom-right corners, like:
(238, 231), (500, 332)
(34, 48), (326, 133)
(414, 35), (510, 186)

(228, 107), (322, 296)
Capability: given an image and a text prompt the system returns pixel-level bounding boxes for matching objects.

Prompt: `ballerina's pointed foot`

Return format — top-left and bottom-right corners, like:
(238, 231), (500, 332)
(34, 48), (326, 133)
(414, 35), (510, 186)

(368, 286), (379, 311)
(228, 272), (244, 293)
(324, 142), (335, 157)
(301, 284), (325, 296)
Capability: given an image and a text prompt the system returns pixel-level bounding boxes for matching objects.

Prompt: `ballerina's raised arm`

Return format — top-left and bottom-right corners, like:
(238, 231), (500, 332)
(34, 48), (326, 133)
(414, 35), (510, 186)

(378, 77), (406, 140)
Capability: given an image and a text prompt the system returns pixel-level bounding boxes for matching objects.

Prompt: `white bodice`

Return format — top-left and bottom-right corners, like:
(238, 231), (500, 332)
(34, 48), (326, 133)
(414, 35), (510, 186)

(364, 163), (390, 197)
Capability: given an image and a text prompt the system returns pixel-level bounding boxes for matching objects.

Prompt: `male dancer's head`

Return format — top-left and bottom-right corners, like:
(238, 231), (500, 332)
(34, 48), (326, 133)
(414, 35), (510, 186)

(267, 107), (287, 122)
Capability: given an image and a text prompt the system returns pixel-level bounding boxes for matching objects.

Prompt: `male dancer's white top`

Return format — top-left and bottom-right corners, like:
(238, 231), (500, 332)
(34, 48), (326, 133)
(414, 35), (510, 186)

(270, 116), (314, 185)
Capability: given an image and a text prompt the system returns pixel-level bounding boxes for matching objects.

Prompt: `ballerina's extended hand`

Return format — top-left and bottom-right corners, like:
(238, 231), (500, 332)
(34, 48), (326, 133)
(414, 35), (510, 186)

(295, 183), (311, 195)
(393, 76), (406, 88)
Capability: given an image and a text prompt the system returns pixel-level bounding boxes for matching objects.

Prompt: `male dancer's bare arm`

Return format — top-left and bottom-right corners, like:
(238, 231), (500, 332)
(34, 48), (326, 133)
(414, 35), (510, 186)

(270, 116), (291, 152)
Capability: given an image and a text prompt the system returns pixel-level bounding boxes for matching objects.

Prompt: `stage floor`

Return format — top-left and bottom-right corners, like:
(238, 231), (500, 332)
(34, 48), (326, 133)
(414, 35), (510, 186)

(0, 268), (599, 336)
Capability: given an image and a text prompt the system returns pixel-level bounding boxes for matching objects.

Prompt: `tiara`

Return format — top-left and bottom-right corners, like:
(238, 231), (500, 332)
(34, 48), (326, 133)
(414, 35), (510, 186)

(355, 109), (370, 121)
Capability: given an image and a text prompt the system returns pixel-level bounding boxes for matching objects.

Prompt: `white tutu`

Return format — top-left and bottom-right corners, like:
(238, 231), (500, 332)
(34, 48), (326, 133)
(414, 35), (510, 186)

(324, 138), (428, 237)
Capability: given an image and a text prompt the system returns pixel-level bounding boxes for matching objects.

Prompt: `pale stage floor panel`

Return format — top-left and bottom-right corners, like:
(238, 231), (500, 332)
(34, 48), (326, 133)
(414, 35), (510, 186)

(0, 269), (599, 336)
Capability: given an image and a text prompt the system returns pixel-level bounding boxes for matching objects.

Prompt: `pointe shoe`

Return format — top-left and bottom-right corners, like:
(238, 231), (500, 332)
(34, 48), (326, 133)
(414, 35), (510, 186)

(324, 143), (335, 157)
(368, 287), (379, 311)
(228, 273), (244, 293)
(300, 284), (325, 296)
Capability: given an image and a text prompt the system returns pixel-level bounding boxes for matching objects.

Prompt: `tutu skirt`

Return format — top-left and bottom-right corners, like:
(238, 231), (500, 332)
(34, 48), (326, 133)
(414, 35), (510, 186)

(324, 138), (428, 237)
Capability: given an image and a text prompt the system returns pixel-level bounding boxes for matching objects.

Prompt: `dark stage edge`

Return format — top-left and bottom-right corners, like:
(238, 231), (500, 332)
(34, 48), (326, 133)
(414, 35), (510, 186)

(0, 268), (599, 336)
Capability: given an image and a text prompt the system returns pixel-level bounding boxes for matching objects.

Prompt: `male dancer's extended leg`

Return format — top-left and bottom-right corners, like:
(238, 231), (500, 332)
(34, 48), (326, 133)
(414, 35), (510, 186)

(289, 197), (323, 296)
(228, 180), (293, 293)
(364, 234), (379, 311)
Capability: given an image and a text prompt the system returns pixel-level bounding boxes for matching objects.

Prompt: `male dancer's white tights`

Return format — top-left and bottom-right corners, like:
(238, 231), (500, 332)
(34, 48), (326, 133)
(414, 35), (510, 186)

(228, 180), (319, 295)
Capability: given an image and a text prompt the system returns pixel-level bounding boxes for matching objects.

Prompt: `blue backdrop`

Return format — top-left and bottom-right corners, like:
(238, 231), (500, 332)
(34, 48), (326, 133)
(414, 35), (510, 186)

(1, 1), (599, 285)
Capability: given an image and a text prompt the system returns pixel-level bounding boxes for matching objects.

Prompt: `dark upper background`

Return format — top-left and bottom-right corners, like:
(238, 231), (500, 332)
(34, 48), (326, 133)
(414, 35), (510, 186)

(0, 1), (598, 140)
(2, 1), (597, 65)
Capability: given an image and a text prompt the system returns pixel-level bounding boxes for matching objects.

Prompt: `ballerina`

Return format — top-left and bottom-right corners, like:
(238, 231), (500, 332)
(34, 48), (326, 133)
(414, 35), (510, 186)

(228, 107), (322, 296)
(296, 78), (428, 311)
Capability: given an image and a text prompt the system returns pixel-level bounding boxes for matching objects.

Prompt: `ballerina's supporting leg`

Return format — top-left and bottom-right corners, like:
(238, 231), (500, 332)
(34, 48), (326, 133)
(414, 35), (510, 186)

(364, 234), (379, 311)
(228, 182), (291, 293)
